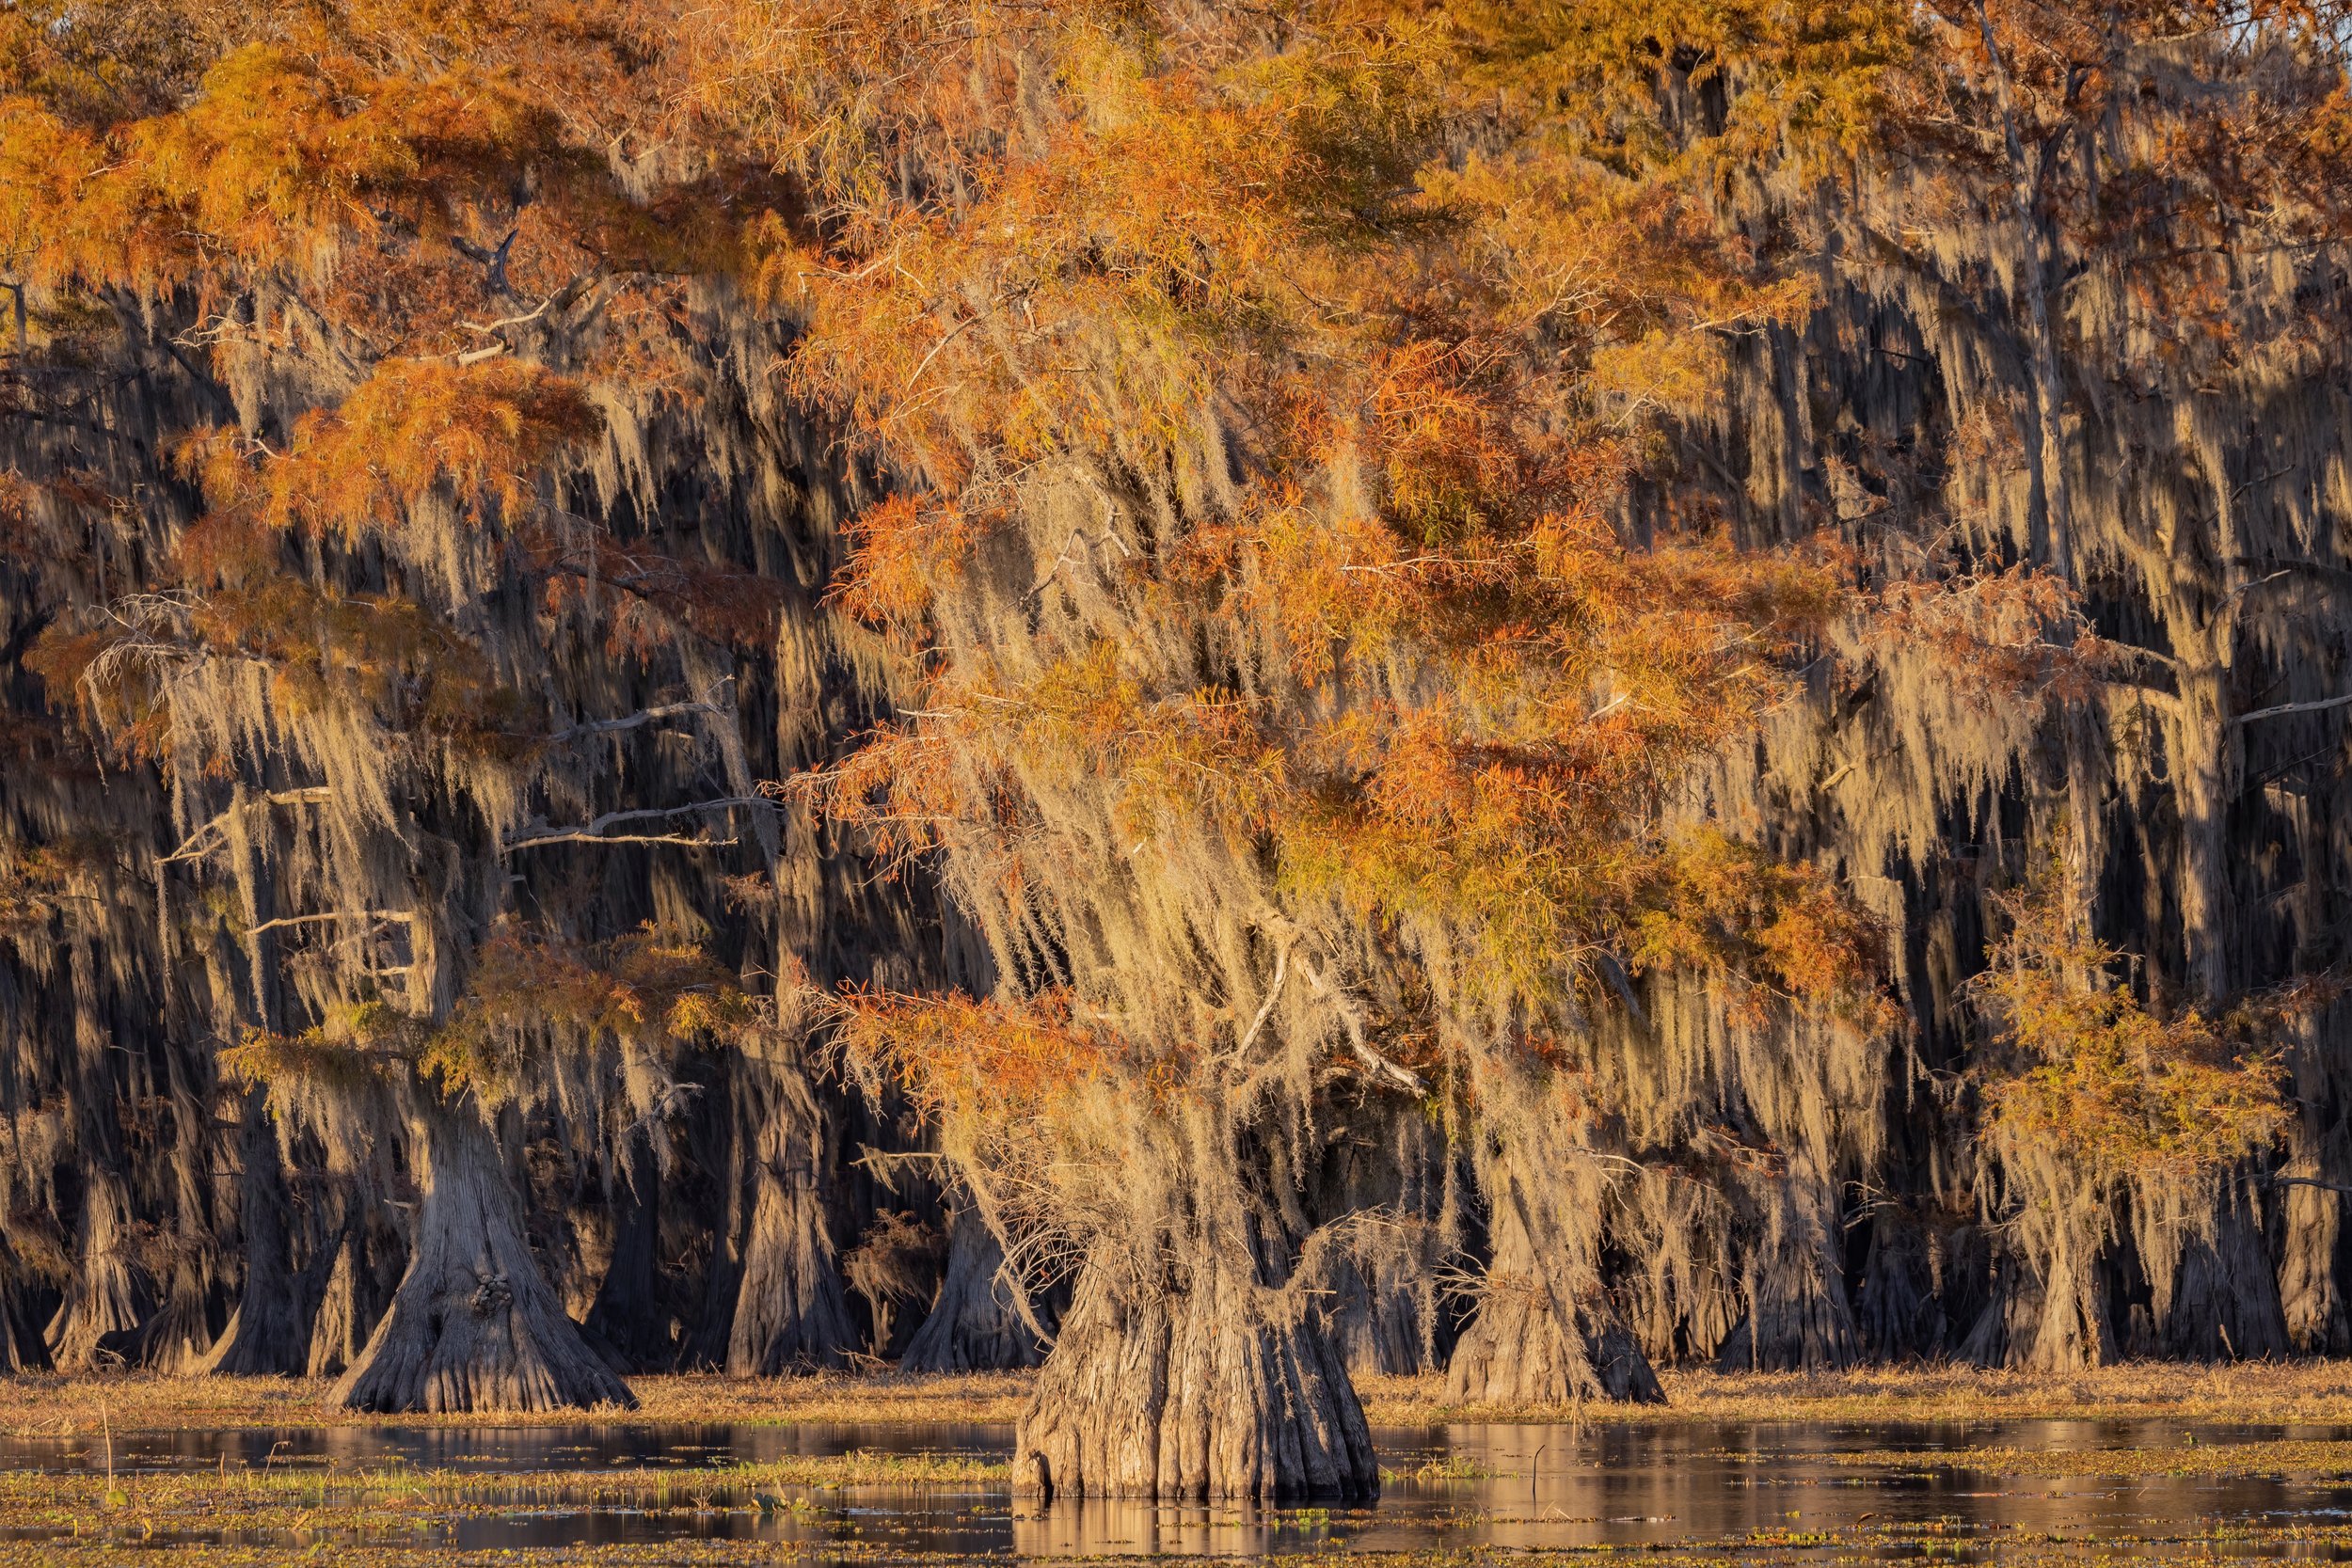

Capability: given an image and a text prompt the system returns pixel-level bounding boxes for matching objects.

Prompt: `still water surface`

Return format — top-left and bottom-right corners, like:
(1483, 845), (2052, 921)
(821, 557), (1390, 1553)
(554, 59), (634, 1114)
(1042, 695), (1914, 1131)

(9, 1418), (2352, 1557)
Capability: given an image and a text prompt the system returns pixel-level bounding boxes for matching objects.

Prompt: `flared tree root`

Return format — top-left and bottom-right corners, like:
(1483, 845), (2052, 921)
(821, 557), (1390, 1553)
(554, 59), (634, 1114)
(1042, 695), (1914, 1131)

(332, 1105), (634, 1412)
(1013, 1263), (1376, 1501)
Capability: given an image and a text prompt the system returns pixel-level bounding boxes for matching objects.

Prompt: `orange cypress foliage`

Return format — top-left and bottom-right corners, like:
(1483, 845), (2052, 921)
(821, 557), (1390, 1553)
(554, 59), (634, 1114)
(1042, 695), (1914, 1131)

(194, 359), (600, 545)
(1976, 854), (2289, 1188)
(834, 986), (1137, 1125)
(754, 0), (1886, 1083)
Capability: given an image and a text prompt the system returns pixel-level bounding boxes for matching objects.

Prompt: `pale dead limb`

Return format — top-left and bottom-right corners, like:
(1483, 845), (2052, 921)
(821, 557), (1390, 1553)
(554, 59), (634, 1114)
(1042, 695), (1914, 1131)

(501, 797), (771, 853)
(545, 681), (734, 745)
(159, 787), (335, 869)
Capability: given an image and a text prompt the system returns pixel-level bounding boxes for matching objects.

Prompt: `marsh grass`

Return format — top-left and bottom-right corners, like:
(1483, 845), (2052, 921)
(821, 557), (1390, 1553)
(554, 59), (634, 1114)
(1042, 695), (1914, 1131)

(8, 1364), (2352, 1565)
(1361, 1360), (2352, 1427)
(0, 1371), (1032, 1437)
(0, 1450), (1004, 1542)
(13, 1362), (2352, 1440)
(1816, 1437), (2352, 1479)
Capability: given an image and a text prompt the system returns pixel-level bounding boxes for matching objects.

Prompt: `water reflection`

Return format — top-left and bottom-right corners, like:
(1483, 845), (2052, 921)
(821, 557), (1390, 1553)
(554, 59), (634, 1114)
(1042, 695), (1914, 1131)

(9, 1417), (2352, 1556)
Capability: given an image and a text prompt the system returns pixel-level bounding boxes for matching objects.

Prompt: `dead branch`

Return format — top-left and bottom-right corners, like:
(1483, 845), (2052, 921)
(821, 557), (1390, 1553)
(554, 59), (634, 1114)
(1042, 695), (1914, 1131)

(159, 787), (335, 869)
(501, 797), (771, 853)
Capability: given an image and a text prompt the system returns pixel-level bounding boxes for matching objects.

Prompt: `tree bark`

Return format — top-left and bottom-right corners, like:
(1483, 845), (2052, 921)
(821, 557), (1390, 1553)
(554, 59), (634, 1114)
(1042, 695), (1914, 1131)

(582, 1124), (670, 1370)
(901, 1206), (1042, 1372)
(723, 1060), (856, 1376)
(198, 1086), (311, 1375)
(2154, 1195), (2289, 1361)
(1714, 1168), (1859, 1371)
(1327, 1246), (1439, 1376)
(1853, 1209), (1949, 1361)
(44, 1172), (147, 1371)
(1973, 0), (2075, 577)
(305, 1216), (386, 1379)
(331, 1101), (635, 1412)
(1012, 1252), (1376, 1502)
(1445, 1172), (1661, 1405)
(1960, 1240), (2112, 1371)
(2280, 1175), (2349, 1354)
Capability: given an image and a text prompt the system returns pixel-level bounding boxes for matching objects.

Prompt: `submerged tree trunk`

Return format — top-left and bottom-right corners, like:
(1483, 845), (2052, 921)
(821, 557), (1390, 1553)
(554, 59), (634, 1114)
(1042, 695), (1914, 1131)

(1012, 1251), (1376, 1502)
(901, 1206), (1041, 1372)
(332, 1101), (634, 1412)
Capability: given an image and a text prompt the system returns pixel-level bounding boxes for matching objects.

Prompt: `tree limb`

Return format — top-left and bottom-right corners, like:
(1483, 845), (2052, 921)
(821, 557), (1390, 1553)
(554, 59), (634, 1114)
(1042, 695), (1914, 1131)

(501, 797), (770, 853)
(159, 787), (334, 868)
(2232, 691), (2352, 726)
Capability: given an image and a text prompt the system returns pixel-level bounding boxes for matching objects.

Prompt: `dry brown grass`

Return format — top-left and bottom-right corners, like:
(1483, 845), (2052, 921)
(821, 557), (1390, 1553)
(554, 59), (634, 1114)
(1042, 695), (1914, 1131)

(8, 1360), (2352, 1440)
(0, 1370), (1031, 1436)
(1359, 1360), (2352, 1427)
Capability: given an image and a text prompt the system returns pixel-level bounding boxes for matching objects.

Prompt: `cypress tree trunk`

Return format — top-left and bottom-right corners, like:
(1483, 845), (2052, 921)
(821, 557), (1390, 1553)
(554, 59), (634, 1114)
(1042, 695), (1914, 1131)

(1853, 1209), (1949, 1360)
(901, 1206), (1041, 1372)
(2279, 1177), (2348, 1354)
(2154, 1194), (2289, 1361)
(44, 1171), (146, 1370)
(198, 1086), (310, 1374)
(1445, 1175), (1661, 1404)
(305, 1218), (380, 1379)
(1715, 1169), (1859, 1371)
(1012, 1248), (1375, 1502)
(582, 1124), (667, 1370)
(332, 1101), (633, 1412)
(723, 1060), (855, 1375)
(1327, 1248), (1438, 1376)
(1961, 1240), (2113, 1370)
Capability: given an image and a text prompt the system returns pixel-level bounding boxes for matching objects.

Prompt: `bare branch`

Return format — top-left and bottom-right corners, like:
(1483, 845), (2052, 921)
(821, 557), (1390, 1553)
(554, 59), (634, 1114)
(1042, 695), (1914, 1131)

(545, 681), (735, 744)
(246, 910), (414, 937)
(2233, 691), (2352, 726)
(501, 797), (770, 853)
(159, 787), (334, 869)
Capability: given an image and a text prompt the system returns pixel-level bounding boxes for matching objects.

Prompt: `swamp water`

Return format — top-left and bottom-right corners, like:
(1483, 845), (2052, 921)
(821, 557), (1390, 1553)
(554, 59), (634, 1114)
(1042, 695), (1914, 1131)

(8, 1418), (2352, 1559)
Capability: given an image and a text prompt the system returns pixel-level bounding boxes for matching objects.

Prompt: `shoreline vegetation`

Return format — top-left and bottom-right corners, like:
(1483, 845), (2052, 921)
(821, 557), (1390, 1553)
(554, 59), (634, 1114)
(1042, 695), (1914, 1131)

(7, 1367), (2352, 1565)
(9, 1363), (2352, 1438)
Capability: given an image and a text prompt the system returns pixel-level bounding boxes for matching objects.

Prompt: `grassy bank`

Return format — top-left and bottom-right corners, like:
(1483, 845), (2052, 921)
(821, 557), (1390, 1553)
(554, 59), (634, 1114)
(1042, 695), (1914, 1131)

(0, 1450), (1005, 1537)
(9, 1362), (2352, 1438)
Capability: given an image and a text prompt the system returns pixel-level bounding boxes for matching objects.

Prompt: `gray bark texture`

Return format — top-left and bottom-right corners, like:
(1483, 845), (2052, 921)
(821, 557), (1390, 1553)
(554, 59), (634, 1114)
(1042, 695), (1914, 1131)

(332, 1103), (634, 1413)
(1013, 1258), (1376, 1502)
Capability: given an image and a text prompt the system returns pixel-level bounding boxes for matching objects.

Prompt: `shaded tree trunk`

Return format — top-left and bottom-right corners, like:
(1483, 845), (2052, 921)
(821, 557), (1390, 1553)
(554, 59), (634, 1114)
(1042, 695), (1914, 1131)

(304, 1214), (388, 1379)
(44, 1171), (146, 1370)
(902, 1206), (1041, 1372)
(723, 1060), (855, 1375)
(1445, 1179), (1661, 1404)
(1852, 1209), (1949, 1361)
(2155, 1194), (2288, 1361)
(332, 1101), (633, 1412)
(198, 1086), (310, 1374)
(1327, 1247), (1439, 1376)
(1961, 1241), (2112, 1370)
(583, 1124), (669, 1370)
(1013, 1249), (1375, 1502)
(1714, 1169), (1859, 1371)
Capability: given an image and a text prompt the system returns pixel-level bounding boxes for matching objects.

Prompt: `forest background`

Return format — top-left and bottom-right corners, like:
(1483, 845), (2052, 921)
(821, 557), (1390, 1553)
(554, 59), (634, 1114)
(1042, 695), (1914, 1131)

(1, 0), (2349, 1503)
